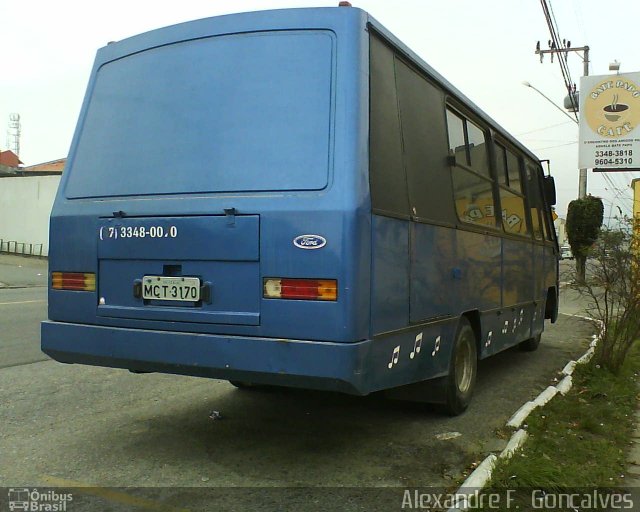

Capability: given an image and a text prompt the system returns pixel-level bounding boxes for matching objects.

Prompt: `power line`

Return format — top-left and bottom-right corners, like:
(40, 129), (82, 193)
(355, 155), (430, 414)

(532, 141), (578, 151)
(521, 138), (577, 143)
(539, 0), (578, 119)
(599, 173), (633, 219)
(515, 120), (575, 136)
(571, 0), (589, 54)
(613, 173), (632, 193)
(535, 0), (591, 198)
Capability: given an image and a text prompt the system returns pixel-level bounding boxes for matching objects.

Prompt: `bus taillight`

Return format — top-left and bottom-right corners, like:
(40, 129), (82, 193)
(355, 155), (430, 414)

(51, 272), (96, 291)
(263, 278), (337, 301)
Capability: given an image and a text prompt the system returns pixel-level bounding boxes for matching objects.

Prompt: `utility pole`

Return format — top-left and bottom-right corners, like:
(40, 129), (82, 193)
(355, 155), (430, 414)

(535, 42), (590, 198)
(535, 44), (590, 78)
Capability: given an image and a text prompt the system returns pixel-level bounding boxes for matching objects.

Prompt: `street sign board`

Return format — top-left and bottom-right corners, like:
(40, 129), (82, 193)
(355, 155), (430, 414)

(579, 72), (640, 170)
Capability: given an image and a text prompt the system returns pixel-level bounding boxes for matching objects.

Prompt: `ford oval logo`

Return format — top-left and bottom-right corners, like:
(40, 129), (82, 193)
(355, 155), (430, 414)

(293, 234), (327, 250)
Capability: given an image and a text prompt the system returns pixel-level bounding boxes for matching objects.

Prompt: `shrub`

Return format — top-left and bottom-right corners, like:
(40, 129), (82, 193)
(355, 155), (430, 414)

(573, 219), (640, 373)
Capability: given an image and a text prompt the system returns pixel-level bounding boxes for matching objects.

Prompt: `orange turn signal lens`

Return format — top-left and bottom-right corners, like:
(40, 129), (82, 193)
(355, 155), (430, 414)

(263, 278), (337, 301)
(51, 272), (96, 291)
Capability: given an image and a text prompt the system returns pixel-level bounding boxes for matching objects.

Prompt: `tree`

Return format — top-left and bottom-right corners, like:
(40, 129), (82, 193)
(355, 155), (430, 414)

(566, 195), (604, 281)
(573, 219), (640, 373)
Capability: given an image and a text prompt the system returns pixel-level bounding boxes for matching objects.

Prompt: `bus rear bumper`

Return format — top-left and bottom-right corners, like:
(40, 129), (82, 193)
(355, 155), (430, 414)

(41, 321), (372, 395)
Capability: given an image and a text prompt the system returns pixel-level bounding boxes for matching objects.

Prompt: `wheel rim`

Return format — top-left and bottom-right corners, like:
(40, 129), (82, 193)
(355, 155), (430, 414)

(455, 332), (474, 394)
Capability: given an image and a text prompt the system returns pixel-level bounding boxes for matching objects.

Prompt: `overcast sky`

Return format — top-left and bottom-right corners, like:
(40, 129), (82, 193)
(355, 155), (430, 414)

(1, 0), (638, 220)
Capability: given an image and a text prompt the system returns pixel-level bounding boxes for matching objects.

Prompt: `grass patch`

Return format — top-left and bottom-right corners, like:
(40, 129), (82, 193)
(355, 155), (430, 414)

(477, 346), (640, 510)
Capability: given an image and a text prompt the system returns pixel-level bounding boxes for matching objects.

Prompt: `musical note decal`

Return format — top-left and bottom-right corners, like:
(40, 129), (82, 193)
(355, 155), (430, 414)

(431, 335), (441, 357)
(388, 345), (400, 369)
(410, 333), (423, 359)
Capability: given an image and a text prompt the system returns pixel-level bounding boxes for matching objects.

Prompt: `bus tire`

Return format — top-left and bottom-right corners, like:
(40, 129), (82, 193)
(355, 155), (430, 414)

(519, 333), (541, 352)
(229, 380), (256, 389)
(443, 318), (477, 416)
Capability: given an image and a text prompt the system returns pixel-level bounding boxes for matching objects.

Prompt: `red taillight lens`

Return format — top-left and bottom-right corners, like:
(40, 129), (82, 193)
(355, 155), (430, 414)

(51, 272), (96, 291)
(263, 278), (337, 301)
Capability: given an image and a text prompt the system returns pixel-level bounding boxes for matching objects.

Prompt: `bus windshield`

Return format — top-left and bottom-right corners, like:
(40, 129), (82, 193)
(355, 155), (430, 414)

(65, 31), (334, 199)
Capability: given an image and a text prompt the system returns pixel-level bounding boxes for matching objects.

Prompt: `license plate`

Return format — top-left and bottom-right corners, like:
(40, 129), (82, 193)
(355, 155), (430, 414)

(142, 276), (201, 302)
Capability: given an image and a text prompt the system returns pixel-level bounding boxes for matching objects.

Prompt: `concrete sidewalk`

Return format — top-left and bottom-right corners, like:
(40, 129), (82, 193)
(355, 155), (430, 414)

(0, 253), (48, 288)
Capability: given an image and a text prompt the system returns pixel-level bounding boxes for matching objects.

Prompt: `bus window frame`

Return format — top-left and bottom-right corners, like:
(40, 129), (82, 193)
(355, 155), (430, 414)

(523, 160), (549, 243)
(533, 164), (558, 245)
(445, 103), (500, 231)
(492, 138), (531, 238)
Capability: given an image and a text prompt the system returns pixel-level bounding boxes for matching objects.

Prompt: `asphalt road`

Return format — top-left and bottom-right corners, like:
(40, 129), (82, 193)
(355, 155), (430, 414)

(0, 257), (592, 511)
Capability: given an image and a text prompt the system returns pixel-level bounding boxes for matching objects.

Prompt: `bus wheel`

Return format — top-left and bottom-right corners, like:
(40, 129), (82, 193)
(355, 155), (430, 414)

(444, 318), (477, 416)
(519, 333), (541, 352)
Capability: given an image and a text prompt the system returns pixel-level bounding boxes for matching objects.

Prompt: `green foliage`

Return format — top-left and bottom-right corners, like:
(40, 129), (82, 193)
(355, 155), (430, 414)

(566, 195), (604, 258)
(479, 348), (639, 508)
(580, 221), (640, 373)
(567, 195), (604, 282)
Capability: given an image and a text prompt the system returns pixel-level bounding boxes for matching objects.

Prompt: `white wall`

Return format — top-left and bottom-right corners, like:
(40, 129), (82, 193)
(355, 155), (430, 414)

(0, 176), (61, 256)
(554, 217), (568, 247)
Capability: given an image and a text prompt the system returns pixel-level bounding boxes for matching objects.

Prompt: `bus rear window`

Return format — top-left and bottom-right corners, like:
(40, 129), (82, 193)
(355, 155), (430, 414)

(65, 31), (334, 199)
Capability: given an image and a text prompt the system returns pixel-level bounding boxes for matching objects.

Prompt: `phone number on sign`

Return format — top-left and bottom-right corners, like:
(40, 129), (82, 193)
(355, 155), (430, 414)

(100, 226), (178, 240)
(594, 157), (633, 166)
(594, 149), (633, 158)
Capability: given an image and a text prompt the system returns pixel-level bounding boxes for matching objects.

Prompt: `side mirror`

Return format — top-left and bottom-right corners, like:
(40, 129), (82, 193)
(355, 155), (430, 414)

(543, 175), (557, 206)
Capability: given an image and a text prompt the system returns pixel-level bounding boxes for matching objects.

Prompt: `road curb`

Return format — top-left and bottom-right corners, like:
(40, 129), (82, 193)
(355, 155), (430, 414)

(499, 429), (529, 459)
(447, 317), (601, 512)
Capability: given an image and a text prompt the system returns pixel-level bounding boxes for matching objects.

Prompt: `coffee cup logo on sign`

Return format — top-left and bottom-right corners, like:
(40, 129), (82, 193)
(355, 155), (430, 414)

(586, 78), (640, 138)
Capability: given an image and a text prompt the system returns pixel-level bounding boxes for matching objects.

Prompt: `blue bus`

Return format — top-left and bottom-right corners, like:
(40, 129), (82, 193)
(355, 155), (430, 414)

(41, 5), (558, 415)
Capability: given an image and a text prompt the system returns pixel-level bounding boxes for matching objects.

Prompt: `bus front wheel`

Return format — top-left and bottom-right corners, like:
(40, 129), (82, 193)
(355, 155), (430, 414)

(443, 318), (477, 416)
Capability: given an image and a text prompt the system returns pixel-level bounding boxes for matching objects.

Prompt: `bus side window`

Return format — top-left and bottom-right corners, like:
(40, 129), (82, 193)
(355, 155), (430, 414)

(496, 144), (508, 185)
(446, 108), (497, 228)
(466, 121), (491, 179)
(537, 171), (555, 242)
(394, 56), (455, 224)
(495, 142), (528, 236)
(369, 35), (410, 217)
(506, 150), (522, 193)
(542, 206), (553, 241)
(447, 111), (467, 165)
(525, 162), (544, 240)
